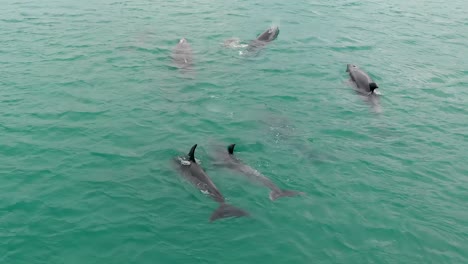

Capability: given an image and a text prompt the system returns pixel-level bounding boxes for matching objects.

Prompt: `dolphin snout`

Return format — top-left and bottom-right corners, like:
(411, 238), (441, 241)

(346, 64), (356, 72)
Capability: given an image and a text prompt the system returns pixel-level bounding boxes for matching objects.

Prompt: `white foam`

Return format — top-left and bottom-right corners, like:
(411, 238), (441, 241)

(234, 44), (248, 48)
(177, 156), (191, 166)
(223, 38), (249, 51)
(225, 42), (248, 49)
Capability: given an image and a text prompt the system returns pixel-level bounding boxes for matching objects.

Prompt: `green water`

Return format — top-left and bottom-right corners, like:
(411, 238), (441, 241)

(1, 0), (467, 263)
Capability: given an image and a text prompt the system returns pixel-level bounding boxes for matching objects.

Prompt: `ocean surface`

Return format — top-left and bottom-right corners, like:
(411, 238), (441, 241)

(1, 0), (467, 263)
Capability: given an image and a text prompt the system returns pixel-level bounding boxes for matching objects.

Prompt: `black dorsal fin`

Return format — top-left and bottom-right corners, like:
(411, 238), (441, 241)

(369, 82), (378, 92)
(188, 144), (197, 162)
(227, 144), (236, 154)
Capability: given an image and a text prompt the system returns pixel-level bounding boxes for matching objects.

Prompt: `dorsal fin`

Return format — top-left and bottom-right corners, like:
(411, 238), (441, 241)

(227, 144), (236, 154)
(188, 144), (197, 162)
(369, 82), (378, 92)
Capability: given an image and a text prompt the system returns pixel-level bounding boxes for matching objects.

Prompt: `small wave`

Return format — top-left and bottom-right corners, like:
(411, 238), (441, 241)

(1, 19), (23, 23)
(331, 45), (373, 51)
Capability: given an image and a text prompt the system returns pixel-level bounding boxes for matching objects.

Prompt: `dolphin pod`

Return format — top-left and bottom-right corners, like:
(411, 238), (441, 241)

(170, 26), (383, 221)
(174, 143), (303, 221)
(174, 144), (249, 222)
(171, 29), (382, 105)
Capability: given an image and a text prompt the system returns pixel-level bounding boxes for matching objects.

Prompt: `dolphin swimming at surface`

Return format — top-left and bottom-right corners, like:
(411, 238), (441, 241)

(346, 64), (382, 112)
(247, 26), (280, 52)
(215, 144), (304, 201)
(346, 64), (379, 95)
(173, 144), (249, 222)
(172, 38), (193, 70)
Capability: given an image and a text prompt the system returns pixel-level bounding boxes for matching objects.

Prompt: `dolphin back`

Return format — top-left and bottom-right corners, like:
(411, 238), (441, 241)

(172, 38), (193, 69)
(347, 64), (379, 93)
(256, 26), (279, 42)
(210, 203), (249, 222)
(270, 189), (304, 201)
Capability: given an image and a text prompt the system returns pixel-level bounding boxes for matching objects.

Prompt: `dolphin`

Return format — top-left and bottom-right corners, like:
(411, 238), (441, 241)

(346, 64), (379, 95)
(247, 26), (280, 52)
(346, 64), (382, 112)
(216, 144), (304, 201)
(174, 144), (249, 222)
(172, 38), (193, 70)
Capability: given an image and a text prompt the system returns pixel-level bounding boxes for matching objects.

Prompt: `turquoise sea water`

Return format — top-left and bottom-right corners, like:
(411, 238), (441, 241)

(1, 0), (467, 263)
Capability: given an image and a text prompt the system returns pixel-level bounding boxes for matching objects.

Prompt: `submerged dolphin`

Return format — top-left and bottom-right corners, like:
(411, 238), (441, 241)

(346, 64), (379, 95)
(247, 26), (280, 52)
(174, 144), (249, 222)
(216, 144), (304, 201)
(172, 38), (193, 70)
(262, 115), (335, 163)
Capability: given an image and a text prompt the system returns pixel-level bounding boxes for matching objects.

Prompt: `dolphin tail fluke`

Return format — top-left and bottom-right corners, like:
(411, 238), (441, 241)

(269, 189), (304, 201)
(210, 203), (249, 222)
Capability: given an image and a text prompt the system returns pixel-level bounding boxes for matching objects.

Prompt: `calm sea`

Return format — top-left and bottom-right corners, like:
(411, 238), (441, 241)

(1, 0), (467, 263)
